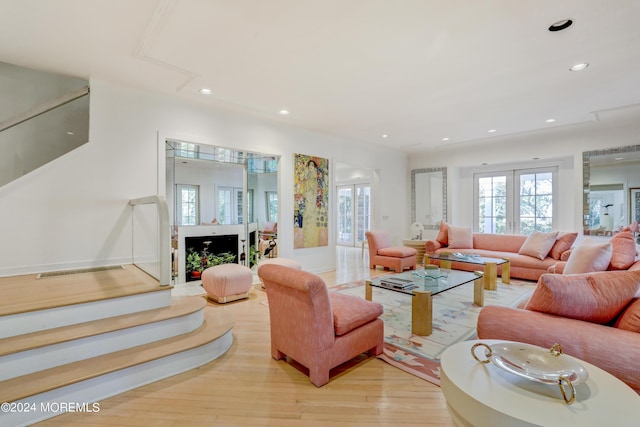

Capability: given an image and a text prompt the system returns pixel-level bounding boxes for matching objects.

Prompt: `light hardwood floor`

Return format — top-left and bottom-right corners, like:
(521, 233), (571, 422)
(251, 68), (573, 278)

(38, 247), (455, 426)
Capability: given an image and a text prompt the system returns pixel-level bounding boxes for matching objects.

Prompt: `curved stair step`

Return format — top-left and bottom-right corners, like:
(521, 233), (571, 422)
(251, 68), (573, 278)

(0, 296), (206, 356)
(0, 308), (234, 405)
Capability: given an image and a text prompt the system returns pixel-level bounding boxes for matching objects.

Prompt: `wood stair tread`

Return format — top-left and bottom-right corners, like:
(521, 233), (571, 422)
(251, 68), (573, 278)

(0, 265), (169, 316)
(0, 296), (207, 356)
(0, 308), (234, 404)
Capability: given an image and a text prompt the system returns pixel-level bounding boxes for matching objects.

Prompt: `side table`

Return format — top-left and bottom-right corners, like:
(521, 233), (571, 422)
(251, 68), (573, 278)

(402, 239), (427, 264)
(440, 339), (640, 427)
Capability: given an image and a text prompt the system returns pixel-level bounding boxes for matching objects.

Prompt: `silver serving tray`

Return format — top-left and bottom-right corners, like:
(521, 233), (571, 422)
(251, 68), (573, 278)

(472, 342), (588, 404)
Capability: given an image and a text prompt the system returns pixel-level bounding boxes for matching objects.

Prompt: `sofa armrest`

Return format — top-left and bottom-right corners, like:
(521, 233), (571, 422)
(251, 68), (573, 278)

(477, 306), (640, 392)
(425, 240), (443, 255)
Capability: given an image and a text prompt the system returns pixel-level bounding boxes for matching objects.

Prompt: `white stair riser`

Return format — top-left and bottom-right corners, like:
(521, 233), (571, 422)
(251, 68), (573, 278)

(0, 290), (172, 339)
(0, 309), (205, 381)
(1, 331), (233, 427)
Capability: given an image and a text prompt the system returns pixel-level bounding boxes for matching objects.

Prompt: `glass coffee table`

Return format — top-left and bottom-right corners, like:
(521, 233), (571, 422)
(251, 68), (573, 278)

(424, 253), (510, 290)
(365, 269), (484, 336)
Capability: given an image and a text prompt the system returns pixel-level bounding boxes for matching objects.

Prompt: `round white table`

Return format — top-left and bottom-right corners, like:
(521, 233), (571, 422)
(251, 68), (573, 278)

(441, 340), (640, 427)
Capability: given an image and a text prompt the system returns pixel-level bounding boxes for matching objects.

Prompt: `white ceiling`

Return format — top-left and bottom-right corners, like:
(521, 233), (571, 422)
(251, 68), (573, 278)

(2, 0), (640, 153)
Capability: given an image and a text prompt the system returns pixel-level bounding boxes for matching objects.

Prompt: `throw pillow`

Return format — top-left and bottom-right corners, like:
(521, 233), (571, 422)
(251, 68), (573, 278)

(614, 298), (640, 333)
(549, 232), (578, 260)
(525, 270), (640, 324)
(563, 240), (613, 274)
(518, 231), (559, 260)
(609, 231), (637, 270)
(436, 221), (449, 245)
(447, 226), (473, 249)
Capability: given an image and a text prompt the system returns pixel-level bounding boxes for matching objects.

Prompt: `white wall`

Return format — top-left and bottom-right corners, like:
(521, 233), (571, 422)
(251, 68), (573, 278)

(409, 106), (640, 240)
(0, 79), (408, 276)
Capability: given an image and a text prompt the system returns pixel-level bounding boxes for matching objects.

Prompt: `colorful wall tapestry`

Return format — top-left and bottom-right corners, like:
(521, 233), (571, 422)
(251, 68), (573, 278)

(294, 153), (329, 248)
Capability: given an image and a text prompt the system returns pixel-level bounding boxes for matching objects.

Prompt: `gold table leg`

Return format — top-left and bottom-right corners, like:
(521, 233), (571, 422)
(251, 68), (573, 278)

(365, 280), (372, 301)
(484, 262), (497, 290)
(412, 290), (432, 336)
(473, 272), (484, 307)
(439, 259), (452, 269)
(501, 258), (511, 284)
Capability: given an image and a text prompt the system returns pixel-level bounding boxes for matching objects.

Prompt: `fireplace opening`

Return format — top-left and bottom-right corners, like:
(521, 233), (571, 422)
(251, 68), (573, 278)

(185, 234), (238, 282)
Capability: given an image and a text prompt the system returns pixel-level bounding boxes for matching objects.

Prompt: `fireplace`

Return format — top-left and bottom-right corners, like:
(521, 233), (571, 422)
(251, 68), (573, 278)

(185, 234), (238, 282)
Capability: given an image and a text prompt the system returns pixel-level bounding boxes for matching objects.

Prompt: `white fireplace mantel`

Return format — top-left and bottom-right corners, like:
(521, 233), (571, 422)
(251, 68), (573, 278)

(176, 223), (257, 284)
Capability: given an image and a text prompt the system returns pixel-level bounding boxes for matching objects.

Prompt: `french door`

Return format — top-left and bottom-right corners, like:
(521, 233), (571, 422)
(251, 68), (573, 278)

(474, 167), (557, 235)
(337, 184), (371, 246)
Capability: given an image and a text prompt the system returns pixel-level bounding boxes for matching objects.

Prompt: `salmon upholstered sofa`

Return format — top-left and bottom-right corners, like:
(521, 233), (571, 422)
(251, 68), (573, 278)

(258, 264), (384, 387)
(477, 270), (640, 392)
(425, 224), (578, 281)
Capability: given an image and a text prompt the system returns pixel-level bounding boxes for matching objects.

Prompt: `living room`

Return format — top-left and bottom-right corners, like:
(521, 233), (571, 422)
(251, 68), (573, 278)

(1, 1), (640, 425)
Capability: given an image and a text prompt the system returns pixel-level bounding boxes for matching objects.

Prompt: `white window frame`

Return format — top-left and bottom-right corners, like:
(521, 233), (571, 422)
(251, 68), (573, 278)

(473, 166), (558, 234)
(175, 184), (199, 226)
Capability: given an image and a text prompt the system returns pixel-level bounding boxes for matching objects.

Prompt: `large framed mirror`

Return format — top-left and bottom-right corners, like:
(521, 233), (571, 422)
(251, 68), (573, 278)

(583, 144), (640, 236)
(166, 139), (279, 284)
(411, 167), (447, 229)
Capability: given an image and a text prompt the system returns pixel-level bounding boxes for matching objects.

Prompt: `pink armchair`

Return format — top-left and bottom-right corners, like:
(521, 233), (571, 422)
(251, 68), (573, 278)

(366, 230), (417, 273)
(258, 264), (384, 387)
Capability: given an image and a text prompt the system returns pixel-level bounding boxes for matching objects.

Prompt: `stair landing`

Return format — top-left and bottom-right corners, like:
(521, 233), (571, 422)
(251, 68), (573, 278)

(0, 265), (166, 316)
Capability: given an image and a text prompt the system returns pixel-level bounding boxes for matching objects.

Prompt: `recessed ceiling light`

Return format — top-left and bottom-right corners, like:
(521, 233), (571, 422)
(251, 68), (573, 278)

(442, 137), (450, 141)
(615, 157), (624, 161)
(545, 118), (556, 123)
(533, 157), (540, 160)
(488, 129), (497, 133)
(548, 19), (573, 32)
(66, 131), (75, 135)
(199, 88), (213, 95)
(481, 162), (488, 166)
(570, 63), (589, 72)
(279, 110), (290, 115)
(381, 134), (389, 138)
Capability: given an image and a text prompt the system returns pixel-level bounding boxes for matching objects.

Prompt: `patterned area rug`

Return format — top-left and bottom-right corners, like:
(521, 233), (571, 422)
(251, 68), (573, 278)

(334, 278), (535, 386)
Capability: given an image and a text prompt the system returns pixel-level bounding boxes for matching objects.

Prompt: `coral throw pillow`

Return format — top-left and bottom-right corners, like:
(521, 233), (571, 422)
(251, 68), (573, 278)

(525, 270), (640, 324)
(447, 226), (473, 249)
(549, 232), (578, 260)
(609, 231), (637, 270)
(518, 231), (559, 260)
(436, 221), (449, 245)
(563, 241), (613, 274)
(614, 298), (640, 333)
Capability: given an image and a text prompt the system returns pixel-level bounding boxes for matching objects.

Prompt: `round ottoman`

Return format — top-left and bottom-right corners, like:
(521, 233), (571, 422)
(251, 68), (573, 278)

(257, 258), (302, 288)
(202, 263), (253, 304)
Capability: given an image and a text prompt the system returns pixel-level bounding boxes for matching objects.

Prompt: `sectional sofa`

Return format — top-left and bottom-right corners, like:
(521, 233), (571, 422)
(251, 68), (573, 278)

(425, 230), (578, 281)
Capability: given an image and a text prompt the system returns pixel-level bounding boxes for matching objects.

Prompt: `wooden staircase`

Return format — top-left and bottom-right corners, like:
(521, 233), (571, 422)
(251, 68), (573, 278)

(0, 265), (234, 427)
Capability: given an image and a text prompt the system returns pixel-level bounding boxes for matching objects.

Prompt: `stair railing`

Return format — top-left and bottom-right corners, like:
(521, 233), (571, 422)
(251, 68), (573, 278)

(129, 195), (171, 286)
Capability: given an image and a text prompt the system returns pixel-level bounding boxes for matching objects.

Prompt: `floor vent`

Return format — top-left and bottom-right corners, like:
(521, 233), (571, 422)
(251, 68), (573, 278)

(37, 265), (125, 278)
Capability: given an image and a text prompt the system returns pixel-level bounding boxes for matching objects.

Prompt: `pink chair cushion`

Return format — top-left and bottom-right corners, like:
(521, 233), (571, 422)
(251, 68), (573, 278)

(614, 298), (640, 332)
(329, 292), (383, 336)
(548, 232), (578, 260)
(378, 246), (417, 257)
(525, 270), (640, 324)
(609, 231), (637, 270)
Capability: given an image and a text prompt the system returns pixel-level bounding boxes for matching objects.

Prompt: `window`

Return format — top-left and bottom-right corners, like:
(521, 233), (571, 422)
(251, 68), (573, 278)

(475, 167), (557, 234)
(176, 184), (199, 225)
(175, 142), (197, 159)
(337, 184), (371, 246)
(266, 191), (278, 222)
(218, 187), (243, 224)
